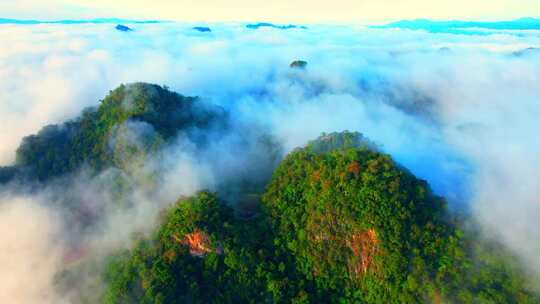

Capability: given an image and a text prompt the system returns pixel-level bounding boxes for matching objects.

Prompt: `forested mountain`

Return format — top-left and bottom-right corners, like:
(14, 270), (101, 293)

(102, 131), (538, 303)
(1, 84), (537, 303)
(9, 83), (225, 181)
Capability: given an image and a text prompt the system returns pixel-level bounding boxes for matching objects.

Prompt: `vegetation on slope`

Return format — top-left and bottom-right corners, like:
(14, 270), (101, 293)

(0, 80), (534, 303)
(263, 131), (452, 302)
(103, 131), (538, 303)
(103, 191), (310, 303)
(12, 83), (225, 181)
(262, 131), (537, 303)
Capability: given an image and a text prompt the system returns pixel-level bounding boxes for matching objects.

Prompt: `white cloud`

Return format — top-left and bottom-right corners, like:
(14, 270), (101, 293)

(0, 22), (540, 300)
(0, 196), (65, 304)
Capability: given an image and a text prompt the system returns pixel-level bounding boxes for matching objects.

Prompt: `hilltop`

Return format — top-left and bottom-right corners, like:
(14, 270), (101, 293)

(1, 83), (536, 303)
(103, 131), (538, 303)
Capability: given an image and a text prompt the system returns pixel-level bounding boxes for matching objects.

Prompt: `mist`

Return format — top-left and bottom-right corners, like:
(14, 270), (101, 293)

(0, 196), (64, 304)
(0, 21), (539, 302)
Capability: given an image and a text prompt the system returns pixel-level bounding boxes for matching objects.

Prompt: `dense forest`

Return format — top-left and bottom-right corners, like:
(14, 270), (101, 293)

(8, 82), (226, 181)
(101, 132), (538, 303)
(1, 84), (537, 303)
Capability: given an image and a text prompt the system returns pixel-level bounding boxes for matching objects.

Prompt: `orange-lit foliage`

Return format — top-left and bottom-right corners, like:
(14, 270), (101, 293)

(305, 205), (380, 280)
(431, 289), (442, 304)
(183, 231), (211, 256)
(346, 229), (379, 277)
(312, 170), (321, 182)
(163, 249), (177, 262)
(347, 161), (361, 176)
(322, 180), (331, 192)
(173, 231), (212, 257)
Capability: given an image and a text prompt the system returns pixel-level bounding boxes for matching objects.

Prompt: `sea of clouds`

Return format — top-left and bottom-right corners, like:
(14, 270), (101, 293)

(0, 22), (539, 302)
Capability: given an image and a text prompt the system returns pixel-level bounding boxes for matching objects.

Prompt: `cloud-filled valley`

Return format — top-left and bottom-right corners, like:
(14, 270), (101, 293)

(1, 20), (540, 302)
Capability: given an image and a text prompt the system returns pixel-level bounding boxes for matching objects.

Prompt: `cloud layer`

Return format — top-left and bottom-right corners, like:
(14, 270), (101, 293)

(0, 196), (64, 304)
(0, 22), (539, 301)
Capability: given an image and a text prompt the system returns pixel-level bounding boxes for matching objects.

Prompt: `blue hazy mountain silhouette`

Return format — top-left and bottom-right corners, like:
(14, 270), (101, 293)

(246, 22), (307, 30)
(115, 24), (133, 32)
(0, 18), (161, 25)
(193, 26), (212, 32)
(374, 17), (540, 35)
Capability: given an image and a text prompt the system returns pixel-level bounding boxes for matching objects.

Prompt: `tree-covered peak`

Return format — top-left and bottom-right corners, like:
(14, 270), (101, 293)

(263, 132), (448, 301)
(97, 82), (224, 140)
(102, 132), (538, 303)
(158, 191), (234, 249)
(261, 131), (536, 303)
(10, 83), (226, 181)
(305, 131), (375, 154)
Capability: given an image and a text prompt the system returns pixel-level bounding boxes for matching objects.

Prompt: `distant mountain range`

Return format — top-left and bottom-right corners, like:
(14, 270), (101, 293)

(0, 18), (162, 24)
(0, 19), (308, 31)
(375, 17), (540, 34)
(2, 17), (538, 34)
(245, 22), (307, 30)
